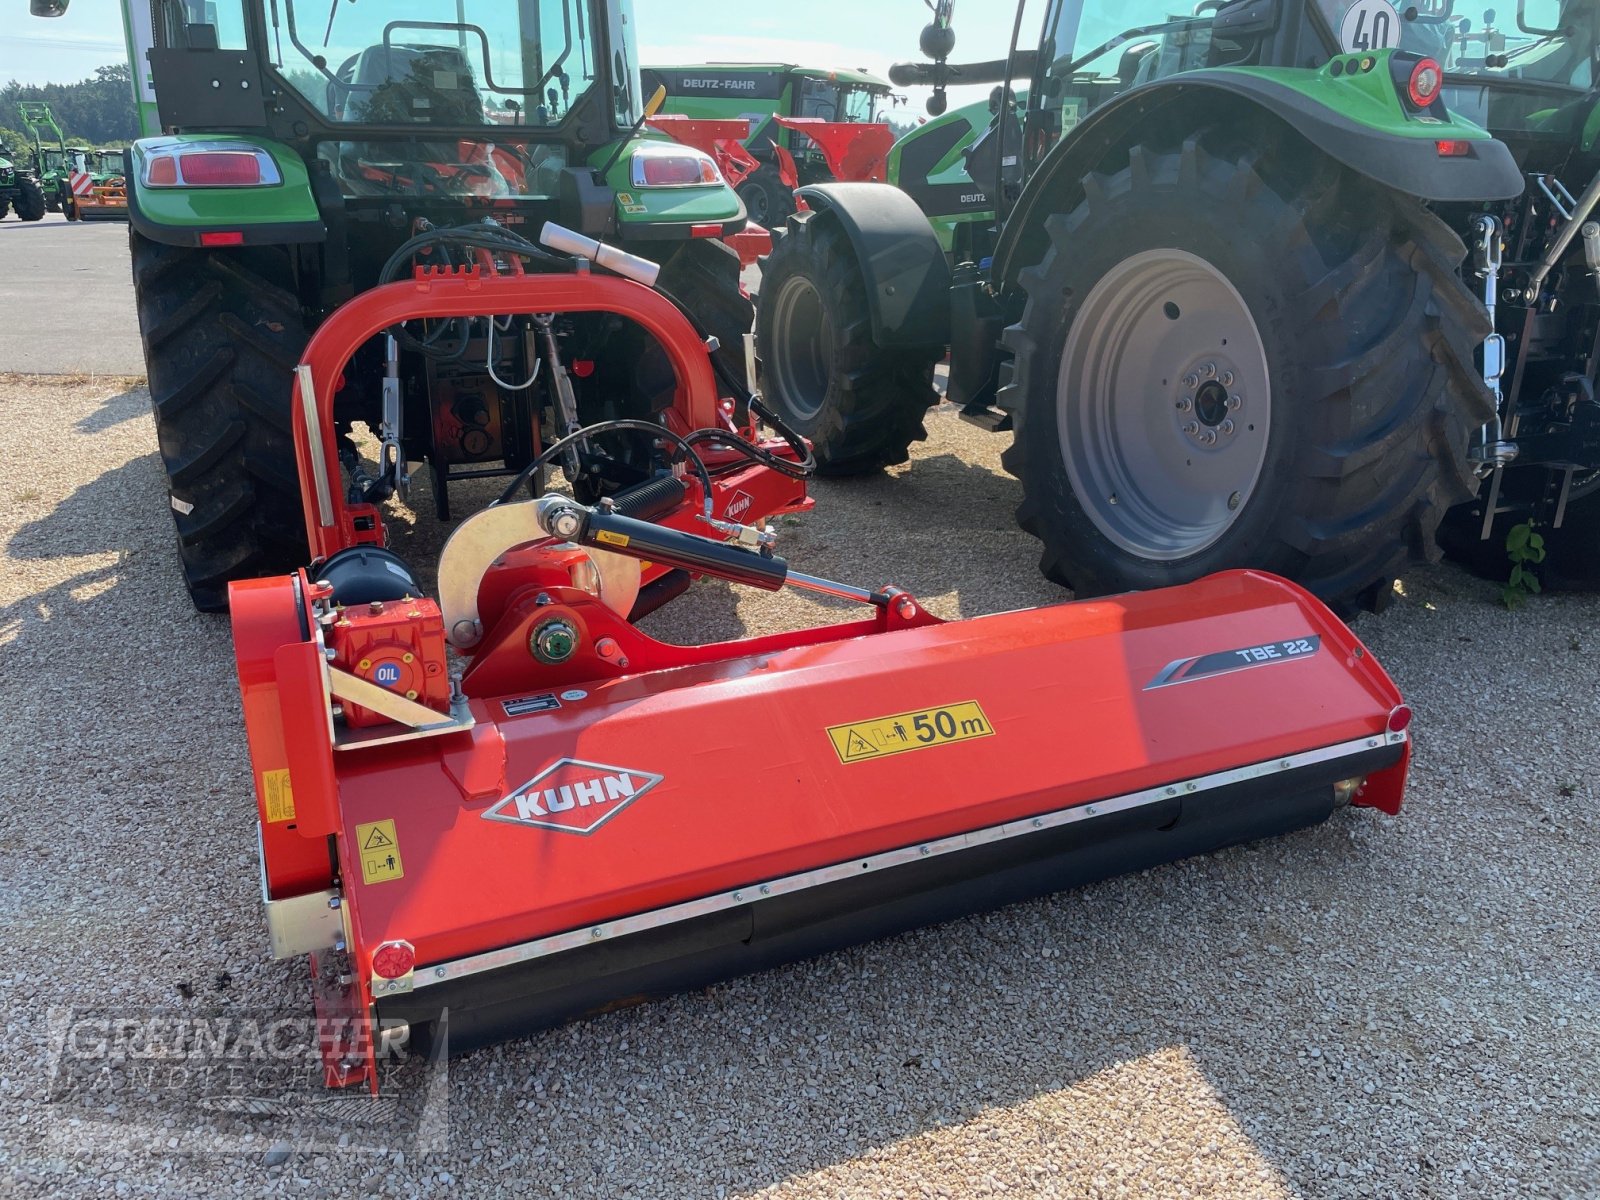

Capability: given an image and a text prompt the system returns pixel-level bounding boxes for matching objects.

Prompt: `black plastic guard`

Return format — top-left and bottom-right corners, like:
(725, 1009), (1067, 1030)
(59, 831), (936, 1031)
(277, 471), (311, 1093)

(795, 182), (952, 348)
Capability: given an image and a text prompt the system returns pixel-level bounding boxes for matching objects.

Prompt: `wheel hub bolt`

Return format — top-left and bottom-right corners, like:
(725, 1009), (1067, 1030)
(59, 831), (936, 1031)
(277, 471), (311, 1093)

(1219, 419), (1236, 436)
(1199, 429), (1218, 446)
(1227, 394), (1242, 412)
(1220, 371), (1235, 388)
(1201, 363), (1217, 379)
(1176, 397), (1193, 412)
(1182, 373), (1200, 390)
(1182, 421), (1200, 437)
(1228, 491), (1242, 510)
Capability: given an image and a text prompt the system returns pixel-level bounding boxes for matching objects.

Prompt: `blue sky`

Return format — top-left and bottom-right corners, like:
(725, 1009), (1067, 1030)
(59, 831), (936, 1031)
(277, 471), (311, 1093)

(0, 0), (1018, 107)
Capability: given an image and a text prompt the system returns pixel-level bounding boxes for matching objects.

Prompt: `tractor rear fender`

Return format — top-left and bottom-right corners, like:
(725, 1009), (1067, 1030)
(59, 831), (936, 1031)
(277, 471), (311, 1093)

(794, 182), (952, 348)
(127, 134), (325, 249)
(994, 76), (1523, 291)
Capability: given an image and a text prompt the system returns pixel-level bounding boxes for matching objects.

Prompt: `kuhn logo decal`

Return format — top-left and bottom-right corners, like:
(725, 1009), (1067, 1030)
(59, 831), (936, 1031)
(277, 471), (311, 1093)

(724, 490), (754, 521)
(482, 759), (663, 835)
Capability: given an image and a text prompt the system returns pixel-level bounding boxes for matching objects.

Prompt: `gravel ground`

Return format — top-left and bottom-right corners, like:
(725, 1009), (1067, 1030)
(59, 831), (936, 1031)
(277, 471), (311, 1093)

(1, 372), (1597, 1199)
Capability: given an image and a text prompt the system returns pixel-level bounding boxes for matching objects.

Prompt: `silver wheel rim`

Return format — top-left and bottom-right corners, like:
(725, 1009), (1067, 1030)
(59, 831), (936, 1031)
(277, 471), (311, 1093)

(769, 274), (831, 422)
(1057, 248), (1271, 561)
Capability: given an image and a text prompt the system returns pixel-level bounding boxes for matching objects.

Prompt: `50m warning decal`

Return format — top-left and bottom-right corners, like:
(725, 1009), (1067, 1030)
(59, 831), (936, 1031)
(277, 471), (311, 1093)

(828, 701), (993, 764)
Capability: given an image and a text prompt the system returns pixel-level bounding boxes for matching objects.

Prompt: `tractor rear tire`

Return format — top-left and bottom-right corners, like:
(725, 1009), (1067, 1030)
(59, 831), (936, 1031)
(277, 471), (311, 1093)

(738, 166), (794, 228)
(1438, 474), (1600, 591)
(655, 236), (754, 385)
(756, 210), (939, 475)
(998, 125), (1492, 610)
(14, 177), (46, 221)
(0, 197), (9, 220)
(130, 232), (311, 612)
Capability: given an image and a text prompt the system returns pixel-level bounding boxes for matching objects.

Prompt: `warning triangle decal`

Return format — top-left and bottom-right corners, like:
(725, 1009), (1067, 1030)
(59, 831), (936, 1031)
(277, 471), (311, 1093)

(843, 730), (880, 761)
(362, 826), (394, 850)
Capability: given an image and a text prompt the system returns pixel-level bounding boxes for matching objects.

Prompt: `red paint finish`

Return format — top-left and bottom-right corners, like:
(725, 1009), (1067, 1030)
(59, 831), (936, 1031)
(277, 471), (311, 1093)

(304, 571), (1408, 974)
(292, 270), (732, 561)
(773, 117), (895, 183)
(325, 597), (451, 727)
(645, 115), (763, 189)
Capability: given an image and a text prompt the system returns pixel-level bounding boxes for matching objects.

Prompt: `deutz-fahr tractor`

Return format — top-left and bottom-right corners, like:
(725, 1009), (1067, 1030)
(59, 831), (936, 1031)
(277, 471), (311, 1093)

(643, 62), (899, 225)
(32, 0), (766, 611)
(759, 0), (1600, 607)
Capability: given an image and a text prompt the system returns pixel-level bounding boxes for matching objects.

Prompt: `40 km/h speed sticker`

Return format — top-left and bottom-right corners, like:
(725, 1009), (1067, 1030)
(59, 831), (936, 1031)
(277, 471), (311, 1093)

(1341, 0), (1401, 53)
(828, 701), (993, 764)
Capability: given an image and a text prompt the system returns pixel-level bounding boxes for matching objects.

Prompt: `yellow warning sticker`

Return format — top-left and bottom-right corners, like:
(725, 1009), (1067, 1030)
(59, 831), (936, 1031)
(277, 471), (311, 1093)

(355, 819), (404, 885)
(594, 530), (630, 547)
(827, 701), (994, 764)
(262, 768), (295, 823)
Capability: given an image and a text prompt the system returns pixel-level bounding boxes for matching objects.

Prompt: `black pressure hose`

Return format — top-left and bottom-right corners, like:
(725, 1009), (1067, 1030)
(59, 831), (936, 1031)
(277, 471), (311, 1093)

(652, 282), (816, 480)
(492, 418), (716, 511)
(380, 221), (814, 479)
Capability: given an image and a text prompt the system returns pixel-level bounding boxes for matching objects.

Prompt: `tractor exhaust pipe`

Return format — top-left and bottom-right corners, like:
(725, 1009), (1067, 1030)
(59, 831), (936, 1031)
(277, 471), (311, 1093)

(540, 222), (661, 288)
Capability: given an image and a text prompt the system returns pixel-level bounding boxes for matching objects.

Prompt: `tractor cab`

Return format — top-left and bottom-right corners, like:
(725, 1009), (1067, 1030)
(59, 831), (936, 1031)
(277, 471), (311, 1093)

(139, 0), (656, 217)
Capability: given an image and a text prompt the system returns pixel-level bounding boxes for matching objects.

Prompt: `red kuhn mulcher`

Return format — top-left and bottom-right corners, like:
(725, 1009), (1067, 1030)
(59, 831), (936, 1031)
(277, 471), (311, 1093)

(236, 220), (1414, 1088)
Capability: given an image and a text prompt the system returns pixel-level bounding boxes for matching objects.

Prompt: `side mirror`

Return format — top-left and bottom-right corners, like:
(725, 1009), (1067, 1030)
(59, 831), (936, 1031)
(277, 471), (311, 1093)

(30, 0), (71, 14)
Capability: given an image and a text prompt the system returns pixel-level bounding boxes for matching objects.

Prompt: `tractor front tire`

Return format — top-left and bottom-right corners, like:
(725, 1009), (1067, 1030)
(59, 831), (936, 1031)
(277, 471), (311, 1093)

(14, 177), (46, 221)
(999, 125), (1491, 609)
(757, 211), (939, 475)
(130, 232), (311, 611)
(738, 166), (794, 228)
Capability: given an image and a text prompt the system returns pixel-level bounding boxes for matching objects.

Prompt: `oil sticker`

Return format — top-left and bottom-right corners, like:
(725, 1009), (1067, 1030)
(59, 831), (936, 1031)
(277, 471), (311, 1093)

(355, 820), (404, 885)
(595, 529), (631, 547)
(262, 768), (295, 823)
(828, 701), (993, 764)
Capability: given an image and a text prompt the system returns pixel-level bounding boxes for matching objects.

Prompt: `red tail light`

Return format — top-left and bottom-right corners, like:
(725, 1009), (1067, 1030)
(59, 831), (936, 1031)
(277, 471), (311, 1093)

(199, 231), (245, 247)
(1408, 58), (1443, 107)
(179, 151), (265, 186)
(1436, 139), (1471, 157)
(1387, 704), (1413, 734)
(630, 145), (722, 188)
(141, 142), (282, 189)
(371, 940), (416, 980)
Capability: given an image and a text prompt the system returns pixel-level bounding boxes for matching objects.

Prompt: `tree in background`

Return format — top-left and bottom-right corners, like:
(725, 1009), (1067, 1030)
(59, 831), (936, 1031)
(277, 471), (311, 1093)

(1, 64), (138, 152)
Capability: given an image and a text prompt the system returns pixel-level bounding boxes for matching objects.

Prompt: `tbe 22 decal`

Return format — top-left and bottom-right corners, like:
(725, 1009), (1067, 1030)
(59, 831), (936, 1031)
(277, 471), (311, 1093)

(1146, 637), (1321, 690)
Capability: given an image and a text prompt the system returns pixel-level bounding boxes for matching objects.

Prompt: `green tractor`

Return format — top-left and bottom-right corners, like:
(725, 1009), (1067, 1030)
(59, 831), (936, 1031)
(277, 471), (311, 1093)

(31, 0), (759, 611)
(18, 100), (70, 212)
(759, 0), (1600, 607)
(0, 134), (49, 222)
(642, 62), (899, 225)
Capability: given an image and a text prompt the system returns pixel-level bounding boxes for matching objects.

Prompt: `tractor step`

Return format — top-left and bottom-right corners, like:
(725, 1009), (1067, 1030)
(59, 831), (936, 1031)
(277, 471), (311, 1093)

(959, 404), (1013, 433)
